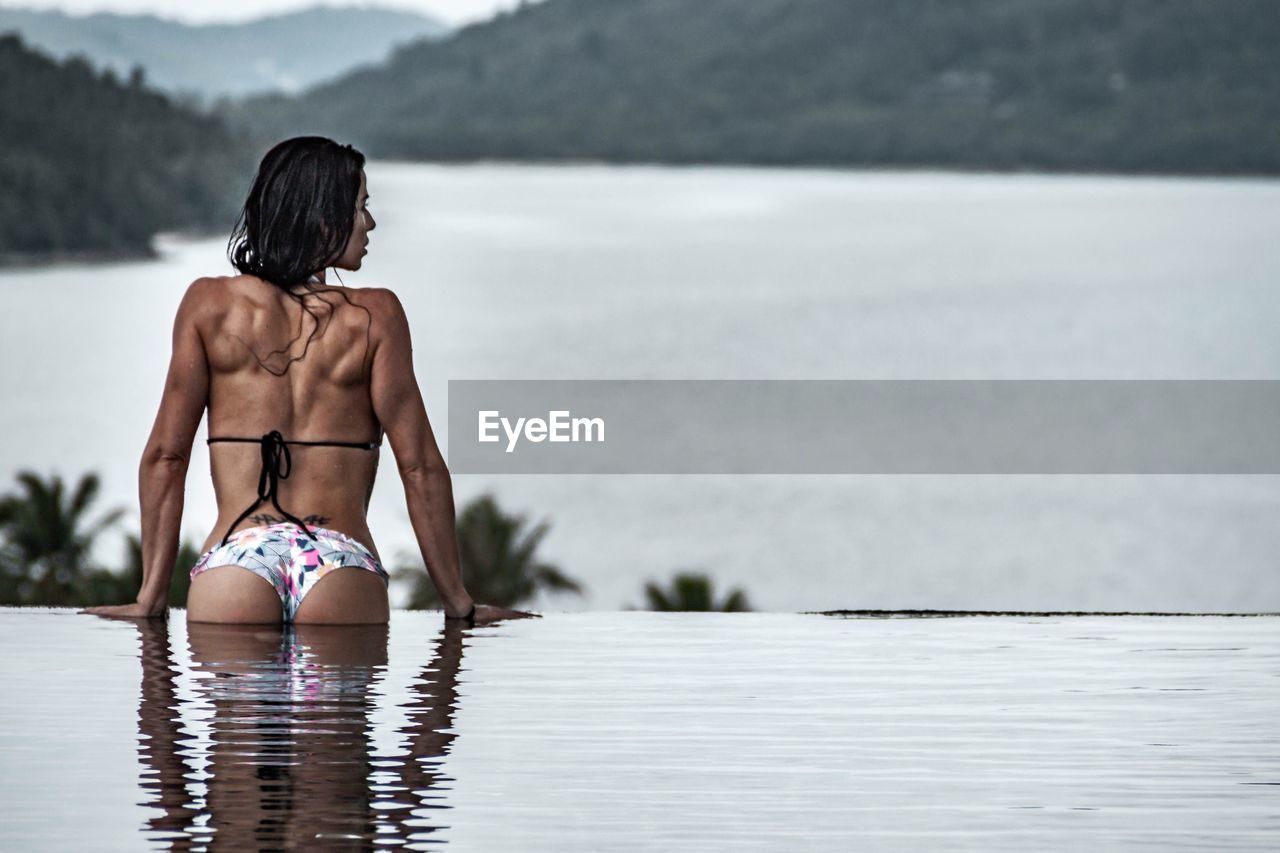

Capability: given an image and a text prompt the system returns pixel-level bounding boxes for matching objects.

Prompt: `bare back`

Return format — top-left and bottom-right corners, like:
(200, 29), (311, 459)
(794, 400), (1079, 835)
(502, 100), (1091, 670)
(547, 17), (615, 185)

(195, 274), (389, 560)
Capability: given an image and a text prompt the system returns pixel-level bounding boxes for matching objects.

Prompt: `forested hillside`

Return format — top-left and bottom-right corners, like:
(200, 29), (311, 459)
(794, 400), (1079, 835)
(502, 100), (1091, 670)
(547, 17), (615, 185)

(6, 0), (1277, 262)
(0, 33), (257, 263)
(228, 0), (1280, 174)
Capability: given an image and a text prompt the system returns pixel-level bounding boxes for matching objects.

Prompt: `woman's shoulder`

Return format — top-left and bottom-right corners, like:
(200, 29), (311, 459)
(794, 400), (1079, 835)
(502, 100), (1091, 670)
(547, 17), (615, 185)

(219, 275), (409, 330)
(195, 274), (398, 304)
(337, 285), (408, 323)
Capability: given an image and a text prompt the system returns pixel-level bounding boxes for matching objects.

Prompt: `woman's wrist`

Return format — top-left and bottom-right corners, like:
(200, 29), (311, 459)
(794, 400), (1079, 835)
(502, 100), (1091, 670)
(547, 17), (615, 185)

(444, 594), (476, 621)
(445, 604), (476, 625)
(135, 587), (166, 614)
(135, 595), (168, 617)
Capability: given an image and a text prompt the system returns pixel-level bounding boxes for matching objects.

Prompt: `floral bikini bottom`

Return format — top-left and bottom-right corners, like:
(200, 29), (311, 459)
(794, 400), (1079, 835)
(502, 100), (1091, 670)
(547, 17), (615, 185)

(190, 522), (390, 622)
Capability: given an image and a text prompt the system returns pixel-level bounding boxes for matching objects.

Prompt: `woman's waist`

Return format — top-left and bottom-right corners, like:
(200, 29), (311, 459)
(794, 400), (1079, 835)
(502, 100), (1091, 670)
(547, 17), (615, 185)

(200, 510), (380, 563)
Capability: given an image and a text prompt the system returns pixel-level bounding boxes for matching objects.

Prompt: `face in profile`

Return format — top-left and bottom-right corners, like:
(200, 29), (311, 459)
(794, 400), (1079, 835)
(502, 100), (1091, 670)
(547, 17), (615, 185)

(333, 169), (375, 271)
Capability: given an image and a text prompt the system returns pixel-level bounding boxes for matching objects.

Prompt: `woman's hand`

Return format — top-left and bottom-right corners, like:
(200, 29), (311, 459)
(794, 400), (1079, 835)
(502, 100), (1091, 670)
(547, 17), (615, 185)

(80, 601), (168, 621)
(447, 603), (541, 625)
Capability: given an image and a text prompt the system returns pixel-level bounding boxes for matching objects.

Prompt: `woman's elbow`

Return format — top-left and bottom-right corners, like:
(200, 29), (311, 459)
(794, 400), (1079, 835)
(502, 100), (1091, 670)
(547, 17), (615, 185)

(400, 456), (451, 484)
(141, 444), (189, 471)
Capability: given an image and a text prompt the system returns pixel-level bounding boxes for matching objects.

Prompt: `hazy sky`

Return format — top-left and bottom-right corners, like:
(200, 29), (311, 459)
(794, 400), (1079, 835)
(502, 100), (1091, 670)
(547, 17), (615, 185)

(0, 0), (530, 25)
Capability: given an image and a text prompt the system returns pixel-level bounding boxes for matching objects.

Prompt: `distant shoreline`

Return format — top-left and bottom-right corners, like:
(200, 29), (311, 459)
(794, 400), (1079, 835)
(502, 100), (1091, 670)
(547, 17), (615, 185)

(0, 224), (227, 271)
(0, 245), (159, 270)
(366, 157), (1280, 182)
(814, 609), (1280, 618)
(4, 161), (1276, 271)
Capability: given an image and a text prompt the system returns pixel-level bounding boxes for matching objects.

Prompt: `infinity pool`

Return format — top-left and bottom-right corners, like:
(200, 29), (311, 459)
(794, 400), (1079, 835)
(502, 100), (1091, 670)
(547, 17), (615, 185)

(0, 609), (1276, 850)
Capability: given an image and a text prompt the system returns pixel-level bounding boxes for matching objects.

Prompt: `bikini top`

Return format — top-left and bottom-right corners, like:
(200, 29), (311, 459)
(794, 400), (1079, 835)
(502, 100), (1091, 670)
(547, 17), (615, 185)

(207, 430), (383, 548)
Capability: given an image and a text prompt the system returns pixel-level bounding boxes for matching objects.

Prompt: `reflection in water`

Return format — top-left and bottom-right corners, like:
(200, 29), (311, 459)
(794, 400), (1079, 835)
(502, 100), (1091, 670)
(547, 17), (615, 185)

(132, 619), (466, 849)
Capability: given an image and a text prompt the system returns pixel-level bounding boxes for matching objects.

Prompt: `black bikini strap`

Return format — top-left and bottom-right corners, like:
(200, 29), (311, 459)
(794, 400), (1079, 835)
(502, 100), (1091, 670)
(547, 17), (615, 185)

(286, 437), (382, 450)
(207, 436), (381, 450)
(216, 430), (319, 547)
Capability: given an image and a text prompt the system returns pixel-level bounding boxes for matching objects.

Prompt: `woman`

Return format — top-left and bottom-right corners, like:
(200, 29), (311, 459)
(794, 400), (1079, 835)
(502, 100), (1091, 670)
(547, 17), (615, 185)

(84, 136), (535, 626)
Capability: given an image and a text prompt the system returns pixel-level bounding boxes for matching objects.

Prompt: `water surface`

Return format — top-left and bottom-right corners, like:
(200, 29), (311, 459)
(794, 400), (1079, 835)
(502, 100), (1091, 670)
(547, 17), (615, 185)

(1, 610), (1276, 850)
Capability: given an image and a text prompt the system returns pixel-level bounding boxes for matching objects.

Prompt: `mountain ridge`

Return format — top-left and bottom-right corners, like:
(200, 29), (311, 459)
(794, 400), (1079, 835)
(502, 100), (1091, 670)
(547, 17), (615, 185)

(0, 3), (451, 103)
(226, 0), (1280, 175)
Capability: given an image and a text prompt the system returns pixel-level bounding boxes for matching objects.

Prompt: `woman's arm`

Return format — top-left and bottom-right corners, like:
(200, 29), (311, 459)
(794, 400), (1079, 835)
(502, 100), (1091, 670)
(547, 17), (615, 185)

(85, 279), (210, 619)
(368, 288), (475, 619)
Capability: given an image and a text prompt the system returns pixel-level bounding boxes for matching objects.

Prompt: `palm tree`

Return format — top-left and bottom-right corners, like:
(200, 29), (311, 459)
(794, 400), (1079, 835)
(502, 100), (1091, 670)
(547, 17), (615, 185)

(635, 570), (753, 612)
(393, 493), (585, 609)
(0, 471), (125, 606)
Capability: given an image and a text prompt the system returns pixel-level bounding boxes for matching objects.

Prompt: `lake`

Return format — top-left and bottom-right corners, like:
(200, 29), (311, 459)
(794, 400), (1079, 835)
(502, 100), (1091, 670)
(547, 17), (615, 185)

(0, 164), (1277, 612)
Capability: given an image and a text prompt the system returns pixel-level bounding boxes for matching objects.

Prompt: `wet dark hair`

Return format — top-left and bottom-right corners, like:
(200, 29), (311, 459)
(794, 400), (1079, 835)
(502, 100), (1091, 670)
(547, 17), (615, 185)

(228, 135), (364, 287)
(225, 136), (373, 378)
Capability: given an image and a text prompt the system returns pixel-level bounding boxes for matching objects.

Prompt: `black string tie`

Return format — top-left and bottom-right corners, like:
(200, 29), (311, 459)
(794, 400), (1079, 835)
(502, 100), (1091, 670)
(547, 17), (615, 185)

(218, 430), (318, 547)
